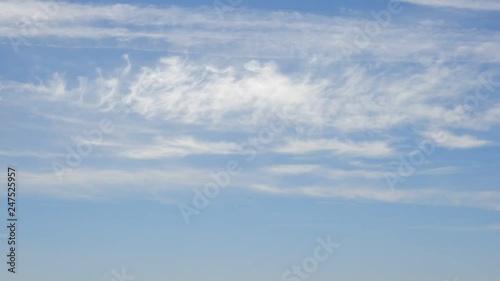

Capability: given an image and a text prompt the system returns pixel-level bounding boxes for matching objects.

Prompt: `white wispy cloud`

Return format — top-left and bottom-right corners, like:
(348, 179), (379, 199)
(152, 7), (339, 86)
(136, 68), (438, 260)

(266, 164), (322, 175)
(481, 105), (500, 126)
(6, 53), (486, 135)
(401, 0), (500, 11)
(22, 167), (211, 199)
(1, 1), (499, 62)
(265, 164), (387, 179)
(0, 150), (62, 158)
(124, 58), (327, 127)
(116, 136), (241, 159)
(418, 166), (461, 175)
(275, 138), (395, 158)
(248, 185), (500, 211)
(411, 224), (500, 231)
(423, 131), (494, 149)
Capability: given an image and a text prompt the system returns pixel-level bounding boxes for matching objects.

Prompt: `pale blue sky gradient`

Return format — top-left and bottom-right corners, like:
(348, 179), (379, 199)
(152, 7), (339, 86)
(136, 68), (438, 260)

(0, 0), (499, 280)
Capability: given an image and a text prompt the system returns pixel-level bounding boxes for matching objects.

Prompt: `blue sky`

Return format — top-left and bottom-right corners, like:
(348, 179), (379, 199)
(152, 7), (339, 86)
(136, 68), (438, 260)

(0, 0), (499, 280)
